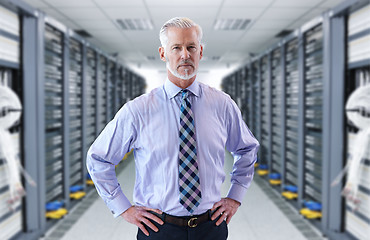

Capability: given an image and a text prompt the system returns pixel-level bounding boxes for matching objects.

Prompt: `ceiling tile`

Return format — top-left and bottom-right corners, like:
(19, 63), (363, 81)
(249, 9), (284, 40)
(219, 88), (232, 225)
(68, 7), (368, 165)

(319, 0), (346, 8)
(22, 0), (48, 8)
(102, 7), (149, 19)
(39, 7), (69, 21)
(94, 0), (145, 7)
(223, 0), (274, 7)
(217, 7), (265, 19)
(145, 0), (223, 7)
(42, 0), (95, 7)
(57, 7), (107, 20)
(149, 7), (218, 21)
(250, 19), (292, 30)
(75, 19), (118, 30)
(261, 7), (310, 20)
(272, 0), (322, 7)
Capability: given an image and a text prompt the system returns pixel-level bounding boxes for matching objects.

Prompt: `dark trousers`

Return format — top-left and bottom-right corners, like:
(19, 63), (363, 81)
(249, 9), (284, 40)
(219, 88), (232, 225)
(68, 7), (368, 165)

(137, 218), (228, 240)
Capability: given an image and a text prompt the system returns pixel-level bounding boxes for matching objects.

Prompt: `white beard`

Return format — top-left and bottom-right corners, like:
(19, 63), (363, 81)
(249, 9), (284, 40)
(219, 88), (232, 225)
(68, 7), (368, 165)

(166, 61), (197, 80)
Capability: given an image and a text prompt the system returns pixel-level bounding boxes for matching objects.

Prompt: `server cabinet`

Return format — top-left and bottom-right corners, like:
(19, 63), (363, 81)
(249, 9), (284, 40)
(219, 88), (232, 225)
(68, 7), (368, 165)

(239, 67), (249, 123)
(107, 60), (116, 121)
(270, 48), (283, 176)
(245, 65), (253, 126)
(116, 66), (124, 111)
(251, 61), (261, 144)
(260, 56), (271, 166)
(284, 38), (300, 191)
(85, 47), (97, 150)
(344, 3), (370, 240)
(68, 36), (84, 193)
(0, 4), (22, 239)
(43, 22), (66, 217)
(301, 23), (324, 208)
(97, 55), (107, 134)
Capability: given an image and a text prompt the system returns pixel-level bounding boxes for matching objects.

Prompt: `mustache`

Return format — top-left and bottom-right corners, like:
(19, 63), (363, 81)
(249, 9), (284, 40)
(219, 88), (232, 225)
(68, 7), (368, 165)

(177, 60), (194, 68)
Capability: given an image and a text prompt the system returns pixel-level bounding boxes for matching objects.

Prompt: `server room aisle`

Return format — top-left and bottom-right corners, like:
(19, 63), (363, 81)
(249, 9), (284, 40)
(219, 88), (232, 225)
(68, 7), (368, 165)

(42, 152), (324, 240)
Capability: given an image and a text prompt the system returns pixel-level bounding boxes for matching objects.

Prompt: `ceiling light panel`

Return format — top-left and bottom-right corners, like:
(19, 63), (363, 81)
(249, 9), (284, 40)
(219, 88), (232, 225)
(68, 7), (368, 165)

(214, 19), (251, 30)
(117, 19), (153, 30)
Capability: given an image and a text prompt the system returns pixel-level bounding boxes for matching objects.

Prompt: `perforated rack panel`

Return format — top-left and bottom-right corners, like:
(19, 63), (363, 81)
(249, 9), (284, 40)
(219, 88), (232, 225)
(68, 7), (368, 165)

(97, 56), (107, 134)
(260, 56), (270, 165)
(108, 61), (115, 121)
(271, 48), (282, 174)
(44, 24), (64, 205)
(85, 48), (97, 148)
(251, 62), (261, 145)
(303, 24), (323, 204)
(68, 38), (83, 187)
(284, 38), (299, 186)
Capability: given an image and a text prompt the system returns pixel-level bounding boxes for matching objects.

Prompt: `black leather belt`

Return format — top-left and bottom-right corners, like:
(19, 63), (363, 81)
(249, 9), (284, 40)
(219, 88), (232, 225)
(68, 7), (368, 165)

(150, 210), (212, 228)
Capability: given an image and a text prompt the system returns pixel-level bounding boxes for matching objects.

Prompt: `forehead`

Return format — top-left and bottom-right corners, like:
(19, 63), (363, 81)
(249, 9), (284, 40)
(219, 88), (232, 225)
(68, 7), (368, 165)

(166, 27), (199, 45)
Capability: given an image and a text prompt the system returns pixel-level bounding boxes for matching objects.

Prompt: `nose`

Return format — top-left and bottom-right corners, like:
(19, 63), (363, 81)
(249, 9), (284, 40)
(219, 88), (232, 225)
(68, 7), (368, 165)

(180, 47), (190, 59)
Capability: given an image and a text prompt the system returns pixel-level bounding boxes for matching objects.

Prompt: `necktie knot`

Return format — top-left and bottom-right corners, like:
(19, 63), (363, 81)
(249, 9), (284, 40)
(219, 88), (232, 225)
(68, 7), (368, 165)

(181, 89), (189, 100)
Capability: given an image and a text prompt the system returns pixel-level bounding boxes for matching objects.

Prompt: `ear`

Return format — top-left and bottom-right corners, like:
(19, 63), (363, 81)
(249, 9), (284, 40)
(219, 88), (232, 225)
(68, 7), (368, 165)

(199, 45), (203, 60)
(159, 47), (166, 62)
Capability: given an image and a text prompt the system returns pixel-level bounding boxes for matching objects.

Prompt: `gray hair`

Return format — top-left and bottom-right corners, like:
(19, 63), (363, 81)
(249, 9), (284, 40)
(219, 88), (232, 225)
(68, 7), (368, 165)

(159, 17), (203, 49)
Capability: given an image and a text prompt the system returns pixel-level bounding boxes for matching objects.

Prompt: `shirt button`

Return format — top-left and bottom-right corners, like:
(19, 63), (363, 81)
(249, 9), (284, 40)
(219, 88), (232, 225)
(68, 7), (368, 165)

(111, 210), (115, 214)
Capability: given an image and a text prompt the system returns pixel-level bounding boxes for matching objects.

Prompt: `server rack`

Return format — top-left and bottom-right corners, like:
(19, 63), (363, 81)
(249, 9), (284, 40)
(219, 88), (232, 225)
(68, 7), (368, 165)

(0, 5), (22, 239)
(85, 47), (97, 152)
(251, 61), (261, 149)
(260, 56), (271, 166)
(284, 37), (300, 193)
(245, 65), (253, 126)
(116, 66), (124, 111)
(68, 35), (84, 194)
(301, 23), (324, 211)
(107, 60), (116, 121)
(270, 47), (283, 176)
(239, 67), (249, 123)
(97, 55), (107, 134)
(43, 22), (66, 219)
(344, 3), (370, 240)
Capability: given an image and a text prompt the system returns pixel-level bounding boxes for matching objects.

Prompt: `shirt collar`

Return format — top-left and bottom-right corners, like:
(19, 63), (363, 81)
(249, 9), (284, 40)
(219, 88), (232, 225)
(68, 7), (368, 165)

(164, 78), (200, 99)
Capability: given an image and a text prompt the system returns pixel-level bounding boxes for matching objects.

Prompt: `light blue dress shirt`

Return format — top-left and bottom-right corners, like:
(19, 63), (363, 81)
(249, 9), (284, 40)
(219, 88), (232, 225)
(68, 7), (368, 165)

(86, 78), (259, 218)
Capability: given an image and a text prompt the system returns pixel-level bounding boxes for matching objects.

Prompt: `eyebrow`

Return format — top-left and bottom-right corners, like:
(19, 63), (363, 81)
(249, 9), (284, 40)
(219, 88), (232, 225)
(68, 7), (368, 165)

(170, 42), (197, 47)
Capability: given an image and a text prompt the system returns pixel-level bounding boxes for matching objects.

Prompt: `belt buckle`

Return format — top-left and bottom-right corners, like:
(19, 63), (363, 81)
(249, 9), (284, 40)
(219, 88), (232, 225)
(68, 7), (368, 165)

(188, 217), (198, 228)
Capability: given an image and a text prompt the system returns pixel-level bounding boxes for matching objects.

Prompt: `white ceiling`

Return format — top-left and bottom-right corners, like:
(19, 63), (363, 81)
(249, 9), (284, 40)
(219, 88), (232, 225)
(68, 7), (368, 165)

(22, 0), (344, 89)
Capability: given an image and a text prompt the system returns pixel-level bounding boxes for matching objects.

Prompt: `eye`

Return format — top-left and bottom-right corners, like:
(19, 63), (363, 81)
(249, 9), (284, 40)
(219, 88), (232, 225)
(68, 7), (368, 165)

(188, 46), (197, 52)
(172, 46), (180, 50)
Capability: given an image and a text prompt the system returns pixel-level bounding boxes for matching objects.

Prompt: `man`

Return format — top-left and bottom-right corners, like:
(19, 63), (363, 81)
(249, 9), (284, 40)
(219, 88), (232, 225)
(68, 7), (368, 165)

(87, 17), (259, 240)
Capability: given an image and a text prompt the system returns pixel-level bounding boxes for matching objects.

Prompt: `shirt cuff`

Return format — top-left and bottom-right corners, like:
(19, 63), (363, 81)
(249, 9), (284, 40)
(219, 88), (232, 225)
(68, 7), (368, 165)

(226, 183), (248, 204)
(106, 192), (132, 218)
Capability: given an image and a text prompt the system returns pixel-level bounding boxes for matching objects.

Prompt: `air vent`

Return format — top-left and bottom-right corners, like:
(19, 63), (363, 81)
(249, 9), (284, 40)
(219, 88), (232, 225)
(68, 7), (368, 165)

(117, 19), (153, 30)
(74, 29), (92, 38)
(147, 56), (156, 61)
(214, 19), (251, 30)
(275, 29), (293, 38)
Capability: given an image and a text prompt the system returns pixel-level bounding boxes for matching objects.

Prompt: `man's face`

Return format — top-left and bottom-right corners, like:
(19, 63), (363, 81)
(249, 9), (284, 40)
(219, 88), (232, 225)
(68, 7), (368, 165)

(159, 27), (203, 80)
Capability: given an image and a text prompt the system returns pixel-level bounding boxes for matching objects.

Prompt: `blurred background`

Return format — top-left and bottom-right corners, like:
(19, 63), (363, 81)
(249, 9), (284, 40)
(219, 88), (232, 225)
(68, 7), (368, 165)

(0, 0), (369, 239)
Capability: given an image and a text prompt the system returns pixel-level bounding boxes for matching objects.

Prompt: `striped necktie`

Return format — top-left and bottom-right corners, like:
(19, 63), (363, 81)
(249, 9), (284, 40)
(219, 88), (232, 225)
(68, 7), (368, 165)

(178, 89), (202, 213)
